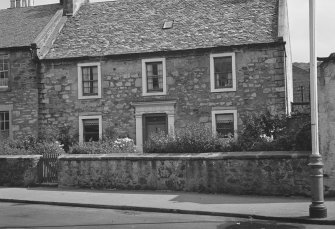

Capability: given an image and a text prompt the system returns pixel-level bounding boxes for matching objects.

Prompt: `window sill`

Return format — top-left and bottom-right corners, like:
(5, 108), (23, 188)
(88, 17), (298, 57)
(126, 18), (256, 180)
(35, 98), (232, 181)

(0, 87), (10, 92)
(78, 95), (101, 100)
(211, 88), (236, 93)
(142, 92), (167, 96)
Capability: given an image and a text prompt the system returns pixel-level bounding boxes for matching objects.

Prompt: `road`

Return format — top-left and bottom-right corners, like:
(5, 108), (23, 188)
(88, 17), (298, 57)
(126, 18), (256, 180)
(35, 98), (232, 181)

(0, 203), (333, 229)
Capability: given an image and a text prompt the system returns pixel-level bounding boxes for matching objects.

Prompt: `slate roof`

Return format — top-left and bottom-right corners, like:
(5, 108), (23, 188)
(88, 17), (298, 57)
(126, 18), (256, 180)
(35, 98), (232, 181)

(45, 0), (280, 59)
(0, 4), (62, 49)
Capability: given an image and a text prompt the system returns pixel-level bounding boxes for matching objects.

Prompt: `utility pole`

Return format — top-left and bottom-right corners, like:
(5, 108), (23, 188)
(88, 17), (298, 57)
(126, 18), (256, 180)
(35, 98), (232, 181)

(308, 0), (327, 218)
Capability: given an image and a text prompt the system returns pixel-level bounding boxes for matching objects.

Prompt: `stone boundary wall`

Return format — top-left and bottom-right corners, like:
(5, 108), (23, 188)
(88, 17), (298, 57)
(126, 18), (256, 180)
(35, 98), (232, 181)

(58, 151), (312, 196)
(0, 155), (41, 187)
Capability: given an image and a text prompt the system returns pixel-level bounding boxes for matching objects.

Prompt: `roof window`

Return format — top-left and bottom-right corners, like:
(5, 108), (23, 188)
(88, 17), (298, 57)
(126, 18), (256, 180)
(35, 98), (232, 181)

(162, 21), (174, 29)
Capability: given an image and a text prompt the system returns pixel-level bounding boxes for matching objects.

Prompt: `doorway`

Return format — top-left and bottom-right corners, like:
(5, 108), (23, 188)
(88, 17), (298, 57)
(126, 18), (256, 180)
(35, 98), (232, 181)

(143, 113), (167, 143)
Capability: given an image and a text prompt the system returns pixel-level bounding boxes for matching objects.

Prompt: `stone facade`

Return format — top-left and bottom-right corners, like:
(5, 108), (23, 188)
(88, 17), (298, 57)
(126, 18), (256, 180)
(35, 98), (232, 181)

(0, 155), (41, 187)
(318, 57), (335, 196)
(58, 152), (311, 196)
(0, 50), (39, 139)
(39, 44), (289, 146)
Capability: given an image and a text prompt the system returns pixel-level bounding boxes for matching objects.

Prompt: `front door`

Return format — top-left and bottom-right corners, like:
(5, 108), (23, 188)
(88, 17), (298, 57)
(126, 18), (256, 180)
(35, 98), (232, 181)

(143, 114), (167, 143)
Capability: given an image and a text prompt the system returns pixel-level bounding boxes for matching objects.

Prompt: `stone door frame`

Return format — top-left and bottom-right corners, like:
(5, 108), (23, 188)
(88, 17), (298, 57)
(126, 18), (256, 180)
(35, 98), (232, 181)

(132, 100), (176, 152)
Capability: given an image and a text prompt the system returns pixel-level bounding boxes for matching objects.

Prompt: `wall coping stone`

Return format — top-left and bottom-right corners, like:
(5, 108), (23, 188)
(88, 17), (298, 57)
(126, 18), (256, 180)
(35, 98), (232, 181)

(58, 151), (311, 161)
(0, 155), (42, 160)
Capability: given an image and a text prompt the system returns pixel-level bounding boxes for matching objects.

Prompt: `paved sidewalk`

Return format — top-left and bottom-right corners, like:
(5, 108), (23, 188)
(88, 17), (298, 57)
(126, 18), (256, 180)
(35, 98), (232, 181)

(0, 187), (334, 225)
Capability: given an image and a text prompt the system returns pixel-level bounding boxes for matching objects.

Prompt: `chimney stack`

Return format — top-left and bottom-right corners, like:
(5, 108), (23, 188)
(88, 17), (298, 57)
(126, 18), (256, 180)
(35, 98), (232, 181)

(62, 0), (89, 16)
(10, 0), (15, 8)
(10, 0), (34, 8)
(15, 0), (21, 7)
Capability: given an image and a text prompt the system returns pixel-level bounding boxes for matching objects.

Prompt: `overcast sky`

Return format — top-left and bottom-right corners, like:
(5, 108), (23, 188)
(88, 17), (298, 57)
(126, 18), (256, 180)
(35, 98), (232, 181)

(0, 0), (334, 62)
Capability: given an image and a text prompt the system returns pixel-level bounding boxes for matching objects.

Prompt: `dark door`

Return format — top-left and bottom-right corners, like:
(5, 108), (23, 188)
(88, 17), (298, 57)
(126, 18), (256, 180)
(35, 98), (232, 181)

(143, 114), (167, 143)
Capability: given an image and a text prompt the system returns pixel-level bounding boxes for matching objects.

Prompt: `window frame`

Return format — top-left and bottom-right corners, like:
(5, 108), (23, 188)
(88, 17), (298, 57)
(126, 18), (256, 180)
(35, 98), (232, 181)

(79, 115), (102, 143)
(211, 110), (237, 139)
(210, 53), (236, 92)
(142, 58), (167, 96)
(78, 62), (102, 99)
(0, 105), (13, 139)
(0, 54), (10, 90)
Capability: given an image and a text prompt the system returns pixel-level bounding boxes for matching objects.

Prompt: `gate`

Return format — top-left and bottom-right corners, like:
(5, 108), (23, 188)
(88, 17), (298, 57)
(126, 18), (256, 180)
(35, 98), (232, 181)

(38, 153), (60, 184)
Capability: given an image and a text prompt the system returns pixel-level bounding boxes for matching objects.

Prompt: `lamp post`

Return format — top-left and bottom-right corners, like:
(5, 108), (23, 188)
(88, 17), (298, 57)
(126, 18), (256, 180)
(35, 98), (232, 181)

(308, 0), (327, 218)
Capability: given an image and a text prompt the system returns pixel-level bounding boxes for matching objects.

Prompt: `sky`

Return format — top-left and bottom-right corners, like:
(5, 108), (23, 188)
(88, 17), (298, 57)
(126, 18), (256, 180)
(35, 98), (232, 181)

(0, 0), (334, 63)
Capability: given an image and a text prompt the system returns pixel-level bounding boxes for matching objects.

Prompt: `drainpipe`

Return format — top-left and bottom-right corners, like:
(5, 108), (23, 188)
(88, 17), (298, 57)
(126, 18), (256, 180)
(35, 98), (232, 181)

(308, 0), (327, 218)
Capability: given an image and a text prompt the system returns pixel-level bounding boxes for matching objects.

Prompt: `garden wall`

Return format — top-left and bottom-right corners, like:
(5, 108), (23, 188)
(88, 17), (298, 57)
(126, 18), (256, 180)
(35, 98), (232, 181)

(0, 155), (41, 187)
(58, 151), (312, 196)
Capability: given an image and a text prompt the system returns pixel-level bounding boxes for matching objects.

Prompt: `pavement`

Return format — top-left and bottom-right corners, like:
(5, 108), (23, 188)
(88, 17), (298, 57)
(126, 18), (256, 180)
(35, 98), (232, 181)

(0, 187), (334, 225)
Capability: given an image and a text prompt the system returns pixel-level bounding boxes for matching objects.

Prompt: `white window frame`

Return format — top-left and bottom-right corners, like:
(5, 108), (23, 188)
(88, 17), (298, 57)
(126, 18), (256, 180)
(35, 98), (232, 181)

(211, 110), (237, 139)
(142, 58), (167, 96)
(79, 115), (102, 143)
(0, 105), (13, 139)
(78, 62), (102, 99)
(210, 53), (236, 92)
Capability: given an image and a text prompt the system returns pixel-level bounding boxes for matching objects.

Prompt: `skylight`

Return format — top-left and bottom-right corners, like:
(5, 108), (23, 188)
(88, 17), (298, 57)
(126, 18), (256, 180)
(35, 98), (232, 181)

(163, 21), (174, 29)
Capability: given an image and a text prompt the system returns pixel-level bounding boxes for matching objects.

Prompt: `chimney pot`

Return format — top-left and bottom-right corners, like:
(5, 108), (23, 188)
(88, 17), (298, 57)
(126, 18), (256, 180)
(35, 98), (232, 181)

(15, 0), (21, 7)
(10, 0), (15, 8)
(22, 0), (27, 7)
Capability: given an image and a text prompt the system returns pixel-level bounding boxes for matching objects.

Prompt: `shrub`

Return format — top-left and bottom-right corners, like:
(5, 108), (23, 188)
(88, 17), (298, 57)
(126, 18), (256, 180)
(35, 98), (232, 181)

(228, 111), (311, 151)
(56, 124), (78, 152)
(144, 122), (232, 153)
(70, 137), (136, 154)
(144, 112), (312, 153)
(0, 134), (65, 155)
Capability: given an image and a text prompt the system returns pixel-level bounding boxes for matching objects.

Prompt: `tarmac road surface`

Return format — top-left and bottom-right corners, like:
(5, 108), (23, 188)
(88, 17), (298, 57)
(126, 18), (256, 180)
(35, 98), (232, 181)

(0, 203), (333, 229)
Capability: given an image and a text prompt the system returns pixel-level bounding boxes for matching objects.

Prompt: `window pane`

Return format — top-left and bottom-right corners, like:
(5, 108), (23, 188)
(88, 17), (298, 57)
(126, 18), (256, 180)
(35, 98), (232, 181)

(91, 66), (98, 80)
(152, 64), (158, 76)
(216, 113), (234, 138)
(82, 67), (90, 81)
(4, 122), (9, 130)
(146, 64), (153, 76)
(83, 119), (99, 142)
(214, 56), (232, 89)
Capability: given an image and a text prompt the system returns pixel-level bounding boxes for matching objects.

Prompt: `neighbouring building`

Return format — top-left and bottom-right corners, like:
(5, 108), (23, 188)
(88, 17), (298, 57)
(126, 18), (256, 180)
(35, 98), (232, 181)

(318, 53), (335, 195)
(37, 0), (293, 151)
(293, 63), (310, 103)
(0, 1), (65, 139)
(291, 63), (310, 113)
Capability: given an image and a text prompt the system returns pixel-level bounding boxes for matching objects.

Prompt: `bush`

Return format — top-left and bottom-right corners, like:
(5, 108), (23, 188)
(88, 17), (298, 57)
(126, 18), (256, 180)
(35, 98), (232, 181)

(144, 112), (312, 153)
(144, 122), (232, 153)
(0, 135), (65, 155)
(228, 111), (311, 151)
(70, 137), (136, 154)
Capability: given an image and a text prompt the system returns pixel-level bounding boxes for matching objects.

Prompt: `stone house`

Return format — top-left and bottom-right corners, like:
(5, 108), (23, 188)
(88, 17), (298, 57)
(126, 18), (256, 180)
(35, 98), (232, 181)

(318, 53), (335, 195)
(0, 1), (66, 139)
(38, 0), (293, 151)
